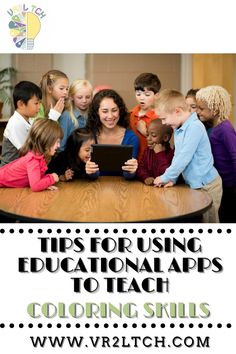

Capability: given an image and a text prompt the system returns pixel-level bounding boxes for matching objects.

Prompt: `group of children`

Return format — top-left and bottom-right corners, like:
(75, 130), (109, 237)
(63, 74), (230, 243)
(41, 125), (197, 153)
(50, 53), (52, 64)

(0, 69), (235, 223)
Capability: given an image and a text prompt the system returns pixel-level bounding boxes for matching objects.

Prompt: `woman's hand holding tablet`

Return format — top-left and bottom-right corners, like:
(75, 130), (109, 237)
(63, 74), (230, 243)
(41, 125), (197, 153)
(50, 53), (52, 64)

(122, 158), (138, 174)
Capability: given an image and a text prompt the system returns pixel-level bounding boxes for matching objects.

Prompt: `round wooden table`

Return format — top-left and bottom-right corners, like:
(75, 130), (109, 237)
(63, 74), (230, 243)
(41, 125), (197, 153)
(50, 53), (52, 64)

(0, 177), (212, 222)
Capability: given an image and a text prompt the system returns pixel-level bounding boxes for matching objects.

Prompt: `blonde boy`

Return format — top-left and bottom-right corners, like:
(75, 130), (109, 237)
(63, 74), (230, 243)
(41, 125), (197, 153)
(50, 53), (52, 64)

(154, 89), (222, 223)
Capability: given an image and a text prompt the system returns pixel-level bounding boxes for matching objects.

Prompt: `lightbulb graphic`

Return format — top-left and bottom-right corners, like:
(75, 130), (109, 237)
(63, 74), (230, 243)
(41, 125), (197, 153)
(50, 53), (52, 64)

(8, 9), (42, 50)
(25, 12), (41, 49)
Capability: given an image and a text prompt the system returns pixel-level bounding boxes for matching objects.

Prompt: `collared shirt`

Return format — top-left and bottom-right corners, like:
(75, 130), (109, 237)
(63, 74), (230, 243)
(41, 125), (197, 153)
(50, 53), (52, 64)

(160, 112), (218, 189)
(130, 105), (157, 160)
(3, 111), (32, 149)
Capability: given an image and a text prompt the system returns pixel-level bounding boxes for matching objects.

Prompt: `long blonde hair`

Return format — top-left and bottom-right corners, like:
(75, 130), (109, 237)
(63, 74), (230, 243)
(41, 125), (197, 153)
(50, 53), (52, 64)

(67, 79), (93, 126)
(20, 118), (63, 161)
(40, 70), (68, 116)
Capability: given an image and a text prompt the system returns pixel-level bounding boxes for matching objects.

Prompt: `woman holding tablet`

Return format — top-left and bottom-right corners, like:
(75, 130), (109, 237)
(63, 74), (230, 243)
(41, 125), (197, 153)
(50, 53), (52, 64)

(86, 89), (139, 178)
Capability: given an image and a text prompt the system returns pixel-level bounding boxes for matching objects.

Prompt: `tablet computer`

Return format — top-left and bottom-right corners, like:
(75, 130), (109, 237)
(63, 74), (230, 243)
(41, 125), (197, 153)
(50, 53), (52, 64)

(91, 144), (133, 172)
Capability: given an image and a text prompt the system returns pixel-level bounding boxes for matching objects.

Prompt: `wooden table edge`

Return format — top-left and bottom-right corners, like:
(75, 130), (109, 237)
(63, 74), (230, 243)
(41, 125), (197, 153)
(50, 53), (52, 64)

(0, 199), (212, 223)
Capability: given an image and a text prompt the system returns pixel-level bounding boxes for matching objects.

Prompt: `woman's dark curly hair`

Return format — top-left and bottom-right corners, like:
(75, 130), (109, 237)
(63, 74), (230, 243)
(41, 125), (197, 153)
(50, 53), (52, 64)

(86, 89), (129, 133)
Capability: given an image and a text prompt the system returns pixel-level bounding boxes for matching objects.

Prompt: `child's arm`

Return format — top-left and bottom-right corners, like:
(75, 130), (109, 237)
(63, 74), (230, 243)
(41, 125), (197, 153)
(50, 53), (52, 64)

(27, 160), (58, 192)
(221, 123), (236, 186)
(157, 123), (204, 185)
(153, 177), (174, 187)
(48, 98), (65, 121)
(136, 120), (147, 137)
(46, 173), (59, 190)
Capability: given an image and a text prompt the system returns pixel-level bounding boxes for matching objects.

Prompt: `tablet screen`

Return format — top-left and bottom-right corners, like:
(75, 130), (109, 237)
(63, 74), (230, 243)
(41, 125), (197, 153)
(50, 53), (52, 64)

(91, 144), (133, 172)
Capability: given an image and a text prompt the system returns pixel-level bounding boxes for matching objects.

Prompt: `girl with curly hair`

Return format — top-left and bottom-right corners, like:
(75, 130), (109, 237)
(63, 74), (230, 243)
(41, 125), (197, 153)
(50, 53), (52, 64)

(196, 85), (236, 222)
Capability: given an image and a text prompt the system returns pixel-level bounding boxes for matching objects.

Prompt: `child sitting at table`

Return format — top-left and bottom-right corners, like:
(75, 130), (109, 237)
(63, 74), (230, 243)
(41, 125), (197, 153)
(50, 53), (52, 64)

(196, 85), (236, 222)
(154, 89), (222, 223)
(0, 118), (62, 192)
(47, 127), (96, 181)
(137, 118), (174, 185)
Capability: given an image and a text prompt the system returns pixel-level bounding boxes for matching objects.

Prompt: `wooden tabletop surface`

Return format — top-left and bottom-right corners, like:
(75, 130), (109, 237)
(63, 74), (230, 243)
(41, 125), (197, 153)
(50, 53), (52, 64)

(0, 177), (212, 222)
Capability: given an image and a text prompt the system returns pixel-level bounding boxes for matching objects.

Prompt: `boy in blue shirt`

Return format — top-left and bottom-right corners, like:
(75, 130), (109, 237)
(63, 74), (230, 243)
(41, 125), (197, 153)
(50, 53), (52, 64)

(154, 89), (222, 223)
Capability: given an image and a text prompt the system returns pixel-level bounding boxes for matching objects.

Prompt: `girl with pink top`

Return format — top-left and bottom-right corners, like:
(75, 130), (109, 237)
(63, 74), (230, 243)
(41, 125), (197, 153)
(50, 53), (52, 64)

(0, 118), (63, 192)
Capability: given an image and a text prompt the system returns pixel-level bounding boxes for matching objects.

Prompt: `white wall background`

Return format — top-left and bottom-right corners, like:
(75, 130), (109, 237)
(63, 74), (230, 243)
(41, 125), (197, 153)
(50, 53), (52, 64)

(52, 54), (85, 83)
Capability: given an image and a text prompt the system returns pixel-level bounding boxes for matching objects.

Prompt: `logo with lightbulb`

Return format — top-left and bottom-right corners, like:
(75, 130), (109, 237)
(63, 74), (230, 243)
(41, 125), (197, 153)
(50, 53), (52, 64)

(7, 4), (46, 50)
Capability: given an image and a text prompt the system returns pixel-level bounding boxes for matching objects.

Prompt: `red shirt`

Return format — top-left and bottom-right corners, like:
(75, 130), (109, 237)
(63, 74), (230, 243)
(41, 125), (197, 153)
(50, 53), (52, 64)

(137, 147), (174, 182)
(130, 105), (158, 160)
(0, 151), (55, 192)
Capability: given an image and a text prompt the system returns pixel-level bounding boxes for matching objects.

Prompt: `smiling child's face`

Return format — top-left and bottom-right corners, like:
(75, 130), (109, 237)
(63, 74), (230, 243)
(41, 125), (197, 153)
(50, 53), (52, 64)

(78, 139), (94, 162)
(146, 121), (165, 149)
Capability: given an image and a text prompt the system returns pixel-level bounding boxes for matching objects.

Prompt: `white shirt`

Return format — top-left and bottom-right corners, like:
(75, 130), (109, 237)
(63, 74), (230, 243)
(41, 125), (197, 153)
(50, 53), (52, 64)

(3, 111), (33, 150)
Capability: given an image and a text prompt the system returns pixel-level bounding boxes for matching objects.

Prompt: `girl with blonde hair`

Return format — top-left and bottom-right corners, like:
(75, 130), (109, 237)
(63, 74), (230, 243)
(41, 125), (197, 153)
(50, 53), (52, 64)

(0, 118), (63, 191)
(39, 69), (69, 121)
(59, 79), (93, 151)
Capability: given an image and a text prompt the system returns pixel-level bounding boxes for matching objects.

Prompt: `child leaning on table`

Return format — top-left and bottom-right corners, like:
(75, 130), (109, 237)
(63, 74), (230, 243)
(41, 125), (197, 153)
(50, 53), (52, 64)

(47, 127), (97, 181)
(137, 118), (174, 185)
(154, 89), (222, 223)
(0, 118), (63, 192)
